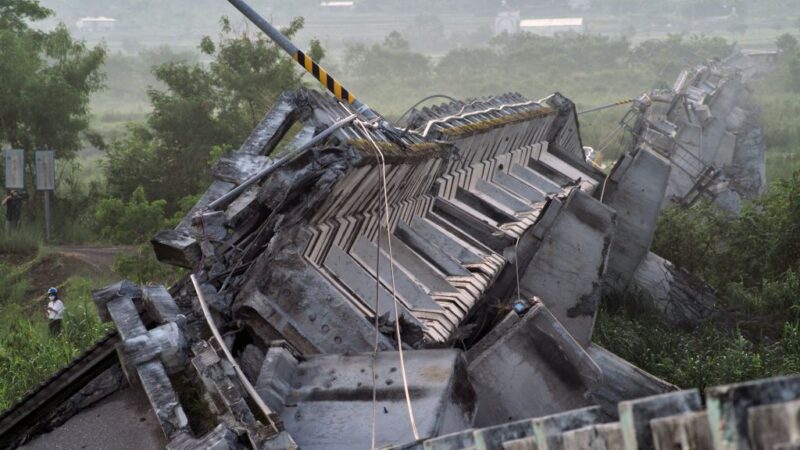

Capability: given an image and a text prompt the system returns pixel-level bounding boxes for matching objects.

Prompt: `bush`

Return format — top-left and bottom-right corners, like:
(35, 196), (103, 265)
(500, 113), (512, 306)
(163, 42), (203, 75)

(95, 186), (167, 244)
(112, 245), (185, 286)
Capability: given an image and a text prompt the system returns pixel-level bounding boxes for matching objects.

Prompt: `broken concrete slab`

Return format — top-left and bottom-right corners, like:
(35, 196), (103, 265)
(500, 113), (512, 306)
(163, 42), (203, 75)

(630, 252), (717, 328)
(560, 423), (624, 450)
(468, 304), (598, 427)
(706, 375), (800, 450)
(502, 437), (539, 450)
(473, 418), (536, 450)
(602, 148), (671, 290)
(650, 411), (712, 450)
(518, 190), (616, 347)
(618, 389), (703, 450)
(273, 350), (476, 450)
(586, 344), (677, 418)
(747, 399), (800, 450)
(532, 406), (608, 450)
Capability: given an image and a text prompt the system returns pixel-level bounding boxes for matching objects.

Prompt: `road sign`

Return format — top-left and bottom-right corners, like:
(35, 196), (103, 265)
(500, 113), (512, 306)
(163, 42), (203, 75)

(3, 149), (25, 190)
(34, 150), (55, 191)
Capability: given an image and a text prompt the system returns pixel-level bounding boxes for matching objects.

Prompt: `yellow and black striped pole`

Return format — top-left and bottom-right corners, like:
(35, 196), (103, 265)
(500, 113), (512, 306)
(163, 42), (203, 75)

(294, 50), (355, 105)
(226, 0), (379, 121)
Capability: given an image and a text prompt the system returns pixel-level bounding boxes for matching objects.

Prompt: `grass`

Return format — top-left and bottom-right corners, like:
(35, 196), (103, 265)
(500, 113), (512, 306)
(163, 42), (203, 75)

(0, 226), (42, 256)
(0, 277), (111, 410)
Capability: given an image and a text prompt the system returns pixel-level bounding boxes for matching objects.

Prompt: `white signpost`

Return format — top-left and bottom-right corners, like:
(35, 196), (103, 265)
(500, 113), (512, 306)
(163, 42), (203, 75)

(35, 150), (56, 242)
(3, 149), (25, 190)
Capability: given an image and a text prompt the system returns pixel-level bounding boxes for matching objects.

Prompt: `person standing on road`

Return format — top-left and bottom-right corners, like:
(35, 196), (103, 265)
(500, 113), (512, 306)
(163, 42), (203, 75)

(46, 287), (65, 337)
(2, 190), (24, 232)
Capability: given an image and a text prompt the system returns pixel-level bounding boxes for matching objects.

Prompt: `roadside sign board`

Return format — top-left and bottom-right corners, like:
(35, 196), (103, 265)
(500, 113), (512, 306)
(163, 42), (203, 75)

(3, 149), (25, 190)
(34, 150), (56, 191)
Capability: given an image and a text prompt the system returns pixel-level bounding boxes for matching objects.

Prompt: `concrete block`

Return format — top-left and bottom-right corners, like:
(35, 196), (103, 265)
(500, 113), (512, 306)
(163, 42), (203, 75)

(474, 418), (535, 450)
(152, 229), (202, 269)
(167, 424), (238, 450)
(561, 423), (624, 450)
(706, 375), (800, 450)
(142, 286), (181, 324)
(619, 389), (703, 450)
(519, 190), (616, 347)
(775, 444), (800, 450)
(602, 147), (671, 289)
(586, 344), (677, 418)
(532, 406), (608, 450)
(468, 304), (598, 426)
(280, 350), (476, 450)
(502, 437), (538, 450)
(423, 429), (476, 450)
(92, 280), (142, 322)
(650, 411), (712, 450)
(747, 399), (800, 450)
(255, 346), (299, 414)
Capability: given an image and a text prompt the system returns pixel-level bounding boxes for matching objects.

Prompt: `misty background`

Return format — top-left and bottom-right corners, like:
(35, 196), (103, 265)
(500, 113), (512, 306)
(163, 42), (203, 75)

(33, 0), (797, 157)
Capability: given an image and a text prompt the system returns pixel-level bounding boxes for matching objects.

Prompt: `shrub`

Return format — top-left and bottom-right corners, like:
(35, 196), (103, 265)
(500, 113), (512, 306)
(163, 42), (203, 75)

(95, 186), (167, 244)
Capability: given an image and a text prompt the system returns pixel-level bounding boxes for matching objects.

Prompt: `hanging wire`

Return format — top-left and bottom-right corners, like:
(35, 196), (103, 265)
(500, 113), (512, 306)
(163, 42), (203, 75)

(395, 94), (459, 126)
(356, 119), (421, 443)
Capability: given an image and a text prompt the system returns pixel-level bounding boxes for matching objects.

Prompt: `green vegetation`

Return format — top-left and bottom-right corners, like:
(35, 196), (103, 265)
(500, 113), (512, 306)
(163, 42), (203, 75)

(0, 277), (110, 410)
(595, 173), (800, 390)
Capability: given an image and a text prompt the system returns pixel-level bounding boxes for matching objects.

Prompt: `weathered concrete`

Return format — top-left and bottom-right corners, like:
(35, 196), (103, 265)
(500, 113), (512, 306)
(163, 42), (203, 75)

(273, 350), (476, 450)
(21, 386), (167, 450)
(602, 148), (671, 290)
(532, 406), (608, 450)
(503, 437), (539, 450)
(468, 304), (597, 427)
(422, 429), (476, 450)
(560, 423), (624, 450)
(650, 411), (712, 450)
(519, 190), (616, 347)
(618, 389), (703, 450)
(474, 418), (536, 450)
(747, 399), (800, 450)
(586, 344), (677, 418)
(167, 424), (238, 450)
(630, 252), (717, 328)
(706, 375), (800, 450)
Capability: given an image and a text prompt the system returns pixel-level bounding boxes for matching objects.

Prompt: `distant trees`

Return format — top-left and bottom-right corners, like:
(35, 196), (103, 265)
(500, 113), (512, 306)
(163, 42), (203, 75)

(0, 0), (105, 158)
(772, 34), (800, 93)
(103, 17), (323, 209)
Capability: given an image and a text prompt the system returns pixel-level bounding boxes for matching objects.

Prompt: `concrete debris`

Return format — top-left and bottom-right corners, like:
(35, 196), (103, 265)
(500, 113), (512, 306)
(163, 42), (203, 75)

(2, 53), (794, 450)
(620, 56), (768, 214)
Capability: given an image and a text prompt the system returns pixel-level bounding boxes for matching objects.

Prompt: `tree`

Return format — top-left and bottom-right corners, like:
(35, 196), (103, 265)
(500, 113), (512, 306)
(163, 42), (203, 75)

(0, 0), (105, 159)
(104, 17), (323, 209)
(777, 33), (799, 56)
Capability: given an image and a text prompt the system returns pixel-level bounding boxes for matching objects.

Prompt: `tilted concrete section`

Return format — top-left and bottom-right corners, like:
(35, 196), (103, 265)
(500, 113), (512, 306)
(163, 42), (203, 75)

(621, 55), (768, 213)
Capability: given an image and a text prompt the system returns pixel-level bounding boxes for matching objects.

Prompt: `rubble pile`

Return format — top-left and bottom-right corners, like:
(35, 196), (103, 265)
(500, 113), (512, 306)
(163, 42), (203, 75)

(621, 56), (768, 213)
(1, 53), (795, 450)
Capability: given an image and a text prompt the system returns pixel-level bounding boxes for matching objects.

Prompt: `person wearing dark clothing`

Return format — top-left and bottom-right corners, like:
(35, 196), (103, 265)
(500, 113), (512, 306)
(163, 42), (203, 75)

(2, 190), (23, 232)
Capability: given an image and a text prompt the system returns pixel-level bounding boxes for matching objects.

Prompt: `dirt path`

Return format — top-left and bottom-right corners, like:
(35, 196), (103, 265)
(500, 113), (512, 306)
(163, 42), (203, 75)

(54, 246), (136, 271)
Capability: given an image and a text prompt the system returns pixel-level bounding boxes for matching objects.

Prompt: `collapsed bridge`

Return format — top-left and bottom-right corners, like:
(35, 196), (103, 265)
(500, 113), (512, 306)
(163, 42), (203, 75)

(0, 43), (790, 450)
